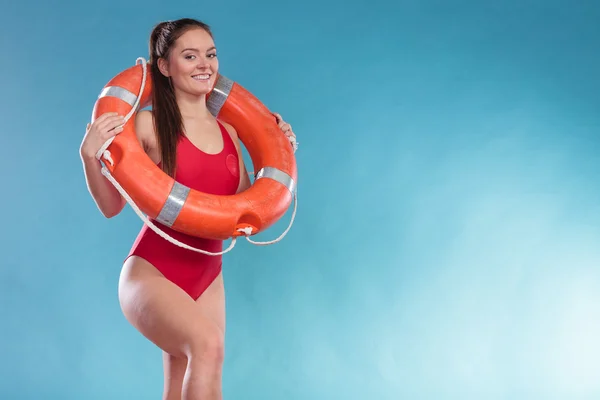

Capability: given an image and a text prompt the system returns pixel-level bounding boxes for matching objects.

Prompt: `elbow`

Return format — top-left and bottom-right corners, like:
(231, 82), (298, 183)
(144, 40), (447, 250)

(101, 208), (120, 219)
(100, 198), (126, 219)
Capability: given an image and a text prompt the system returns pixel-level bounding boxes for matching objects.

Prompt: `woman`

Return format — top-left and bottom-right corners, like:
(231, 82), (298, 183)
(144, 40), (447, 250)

(79, 18), (296, 400)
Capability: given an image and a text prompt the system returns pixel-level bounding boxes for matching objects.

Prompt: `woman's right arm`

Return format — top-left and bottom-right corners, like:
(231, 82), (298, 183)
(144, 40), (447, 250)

(80, 110), (157, 219)
(79, 112), (127, 218)
(80, 155), (127, 219)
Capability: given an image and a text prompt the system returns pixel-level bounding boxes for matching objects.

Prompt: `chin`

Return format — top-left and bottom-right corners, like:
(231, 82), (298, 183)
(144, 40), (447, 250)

(188, 84), (212, 97)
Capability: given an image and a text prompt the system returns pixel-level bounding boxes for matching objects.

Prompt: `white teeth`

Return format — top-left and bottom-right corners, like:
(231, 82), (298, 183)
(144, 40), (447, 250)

(193, 74), (210, 80)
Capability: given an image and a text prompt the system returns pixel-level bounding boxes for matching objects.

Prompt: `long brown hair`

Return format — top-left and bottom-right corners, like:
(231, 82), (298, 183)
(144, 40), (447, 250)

(148, 18), (214, 177)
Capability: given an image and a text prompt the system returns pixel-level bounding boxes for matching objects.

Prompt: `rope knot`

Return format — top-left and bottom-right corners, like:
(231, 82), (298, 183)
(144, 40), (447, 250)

(237, 227), (254, 236)
(103, 150), (114, 166)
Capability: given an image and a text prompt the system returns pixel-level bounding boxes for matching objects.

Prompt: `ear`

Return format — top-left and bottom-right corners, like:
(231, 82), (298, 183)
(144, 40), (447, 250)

(157, 57), (170, 78)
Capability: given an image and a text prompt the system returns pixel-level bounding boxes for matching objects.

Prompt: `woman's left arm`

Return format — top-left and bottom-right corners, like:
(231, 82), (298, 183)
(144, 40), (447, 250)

(222, 113), (297, 193)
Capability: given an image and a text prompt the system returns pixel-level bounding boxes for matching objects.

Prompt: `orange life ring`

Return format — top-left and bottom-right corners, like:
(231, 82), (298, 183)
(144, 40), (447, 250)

(91, 59), (298, 241)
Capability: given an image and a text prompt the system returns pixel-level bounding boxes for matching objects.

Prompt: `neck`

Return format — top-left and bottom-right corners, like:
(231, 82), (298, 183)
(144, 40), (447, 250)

(173, 88), (213, 120)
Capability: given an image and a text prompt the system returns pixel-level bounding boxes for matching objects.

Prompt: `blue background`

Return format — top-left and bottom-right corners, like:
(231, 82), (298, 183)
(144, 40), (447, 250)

(2, 0), (600, 399)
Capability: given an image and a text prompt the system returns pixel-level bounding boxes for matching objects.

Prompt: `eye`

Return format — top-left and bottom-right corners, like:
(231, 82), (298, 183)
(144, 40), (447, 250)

(184, 54), (196, 60)
(207, 53), (217, 58)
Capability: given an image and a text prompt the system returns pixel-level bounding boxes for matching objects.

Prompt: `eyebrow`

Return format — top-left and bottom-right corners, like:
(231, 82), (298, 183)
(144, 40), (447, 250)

(181, 46), (216, 53)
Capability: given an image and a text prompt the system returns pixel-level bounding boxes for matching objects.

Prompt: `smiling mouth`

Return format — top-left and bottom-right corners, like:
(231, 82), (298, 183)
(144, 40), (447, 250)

(192, 74), (210, 81)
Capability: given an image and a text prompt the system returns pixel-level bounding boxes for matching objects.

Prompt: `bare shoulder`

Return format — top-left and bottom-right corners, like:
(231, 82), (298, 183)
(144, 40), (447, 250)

(134, 110), (159, 158)
(135, 110), (155, 142)
(218, 120), (240, 147)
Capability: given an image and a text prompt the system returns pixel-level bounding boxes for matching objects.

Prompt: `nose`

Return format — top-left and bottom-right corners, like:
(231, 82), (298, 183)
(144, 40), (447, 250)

(196, 55), (210, 68)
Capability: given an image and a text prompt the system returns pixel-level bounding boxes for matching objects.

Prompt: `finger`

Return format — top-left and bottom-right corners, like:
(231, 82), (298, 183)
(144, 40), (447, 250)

(94, 112), (119, 125)
(97, 115), (125, 132)
(91, 112), (119, 128)
(103, 125), (123, 140)
(273, 112), (282, 123)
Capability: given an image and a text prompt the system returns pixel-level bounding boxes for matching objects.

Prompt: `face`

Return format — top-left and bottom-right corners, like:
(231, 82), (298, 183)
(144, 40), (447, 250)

(158, 27), (219, 96)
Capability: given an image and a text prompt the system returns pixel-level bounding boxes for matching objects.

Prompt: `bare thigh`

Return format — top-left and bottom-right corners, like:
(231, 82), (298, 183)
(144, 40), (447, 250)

(118, 256), (225, 359)
(162, 270), (226, 394)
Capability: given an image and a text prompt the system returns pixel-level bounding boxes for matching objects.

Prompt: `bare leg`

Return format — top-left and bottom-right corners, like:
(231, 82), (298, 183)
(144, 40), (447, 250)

(119, 256), (225, 400)
(183, 272), (226, 399)
(162, 353), (186, 400)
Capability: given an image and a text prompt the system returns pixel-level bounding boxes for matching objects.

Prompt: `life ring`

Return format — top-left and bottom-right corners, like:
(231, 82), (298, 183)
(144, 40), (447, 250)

(91, 58), (298, 242)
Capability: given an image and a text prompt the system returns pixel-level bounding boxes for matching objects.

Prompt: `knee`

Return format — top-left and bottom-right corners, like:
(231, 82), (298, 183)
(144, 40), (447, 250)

(189, 331), (225, 366)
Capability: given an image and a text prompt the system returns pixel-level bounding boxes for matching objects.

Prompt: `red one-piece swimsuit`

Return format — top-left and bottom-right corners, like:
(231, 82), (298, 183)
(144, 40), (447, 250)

(126, 120), (241, 300)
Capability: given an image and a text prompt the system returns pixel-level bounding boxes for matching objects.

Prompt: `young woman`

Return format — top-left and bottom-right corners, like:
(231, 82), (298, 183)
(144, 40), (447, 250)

(79, 18), (296, 400)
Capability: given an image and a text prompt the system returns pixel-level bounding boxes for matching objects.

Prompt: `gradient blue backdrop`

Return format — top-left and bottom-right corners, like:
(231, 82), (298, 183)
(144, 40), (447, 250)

(1, 0), (600, 399)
